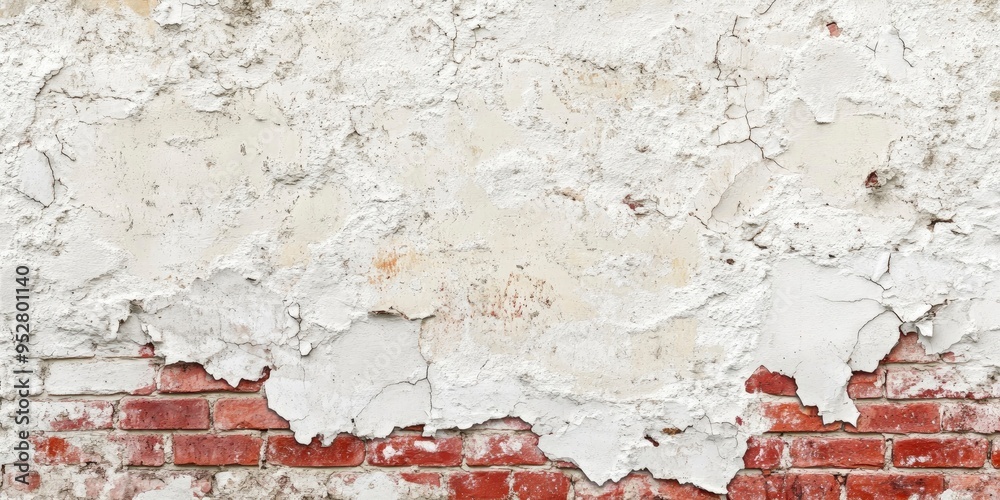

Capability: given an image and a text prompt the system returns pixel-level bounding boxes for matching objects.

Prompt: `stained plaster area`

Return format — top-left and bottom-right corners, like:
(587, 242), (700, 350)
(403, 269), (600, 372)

(0, 0), (997, 495)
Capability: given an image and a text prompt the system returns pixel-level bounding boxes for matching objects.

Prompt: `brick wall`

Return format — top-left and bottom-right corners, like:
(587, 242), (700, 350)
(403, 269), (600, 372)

(6, 332), (1000, 499)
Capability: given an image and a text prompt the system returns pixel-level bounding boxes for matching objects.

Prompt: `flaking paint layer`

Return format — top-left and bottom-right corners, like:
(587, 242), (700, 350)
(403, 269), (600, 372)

(2, 0), (999, 494)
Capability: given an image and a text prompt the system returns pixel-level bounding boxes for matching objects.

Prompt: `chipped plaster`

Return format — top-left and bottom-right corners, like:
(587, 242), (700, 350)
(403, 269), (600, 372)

(2, 0), (999, 493)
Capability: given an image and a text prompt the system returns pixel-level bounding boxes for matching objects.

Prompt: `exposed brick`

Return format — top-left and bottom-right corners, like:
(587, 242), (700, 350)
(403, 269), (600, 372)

(574, 473), (716, 500)
(118, 398), (210, 430)
(112, 434), (165, 466)
(138, 343), (156, 358)
(449, 471), (511, 500)
(993, 440), (1000, 468)
(789, 437), (884, 468)
(97, 471), (214, 499)
(35, 400), (113, 431)
(31, 433), (165, 466)
(743, 436), (783, 469)
(367, 435), (463, 466)
(266, 435), (365, 467)
(745, 366), (798, 396)
(846, 474), (945, 500)
(942, 402), (1000, 432)
(173, 434), (263, 466)
(215, 398), (289, 430)
(400, 472), (442, 487)
(846, 403), (940, 433)
(647, 478), (719, 500)
(572, 476), (624, 500)
(4, 470), (40, 493)
(886, 365), (998, 399)
(946, 475), (1000, 498)
(159, 363), (267, 393)
(883, 333), (938, 363)
(465, 433), (547, 466)
(512, 471), (570, 500)
(728, 473), (840, 500)
(893, 437), (988, 468)
(761, 402), (841, 432)
(45, 359), (156, 395)
(847, 368), (885, 399)
(32, 436), (97, 465)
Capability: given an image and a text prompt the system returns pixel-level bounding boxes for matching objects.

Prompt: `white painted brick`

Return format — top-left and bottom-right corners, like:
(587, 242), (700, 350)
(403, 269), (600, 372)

(46, 359), (156, 395)
(34, 400), (114, 431)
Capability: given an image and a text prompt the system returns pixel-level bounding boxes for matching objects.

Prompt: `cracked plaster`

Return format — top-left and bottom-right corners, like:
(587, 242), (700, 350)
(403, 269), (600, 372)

(2, 0), (1000, 494)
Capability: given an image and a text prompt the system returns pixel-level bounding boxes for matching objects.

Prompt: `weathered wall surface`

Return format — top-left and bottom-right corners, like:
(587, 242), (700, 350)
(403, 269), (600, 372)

(7, 334), (1000, 499)
(2, 0), (1000, 497)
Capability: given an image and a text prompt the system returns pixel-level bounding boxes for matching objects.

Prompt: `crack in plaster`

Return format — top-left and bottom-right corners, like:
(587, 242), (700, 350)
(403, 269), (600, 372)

(3, 0), (1000, 495)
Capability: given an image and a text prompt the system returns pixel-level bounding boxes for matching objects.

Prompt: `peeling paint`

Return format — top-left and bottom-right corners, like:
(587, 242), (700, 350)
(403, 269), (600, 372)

(3, 0), (1000, 494)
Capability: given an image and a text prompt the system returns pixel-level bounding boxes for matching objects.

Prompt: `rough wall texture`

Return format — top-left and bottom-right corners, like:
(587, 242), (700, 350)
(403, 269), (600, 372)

(4, 0), (1000, 497)
(6, 334), (1000, 499)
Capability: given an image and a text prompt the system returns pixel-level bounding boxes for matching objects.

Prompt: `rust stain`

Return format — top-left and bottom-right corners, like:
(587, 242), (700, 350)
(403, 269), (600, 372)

(369, 248), (415, 285)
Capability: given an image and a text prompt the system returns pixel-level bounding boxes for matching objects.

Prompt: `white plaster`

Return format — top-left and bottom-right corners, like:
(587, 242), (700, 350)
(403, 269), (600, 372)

(132, 477), (197, 500)
(45, 359), (156, 395)
(4, 0), (1000, 493)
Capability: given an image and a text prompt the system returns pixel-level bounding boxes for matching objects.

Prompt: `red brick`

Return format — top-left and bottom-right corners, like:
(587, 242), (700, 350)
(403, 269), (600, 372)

(761, 402), (841, 432)
(93, 469), (213, 499)
(465, 433), (547, 466)
(846, 474), (945, 500)
(112, 434), (165, 466)
(159, 363), (268, 393)
(138, 343), (156, 357)
(215, 398), (289, 430)
(942, 402), (1000, 432)
(946, 475), (1000, 498)
(886, 365), (997, 399)
(648, 478), (718, 500)
(884, 333), (938, 363)
(993, 440), (1000, 468)
(743, 436), (783, 469)
(893, 437), (987, 468)
(789, 437), (884, 468)
(573, 476), (625, 500)
(98, 471), (214, 499)
(118, 398), (209, 430)
(449, 471), (511, 500)
(173, 434), (262, 466)
(367, 435), (462, 466)
(32, 436), (94, 465)
(4, 470), (40, 492)
(32, 433), (165, 466)
(36, 400), (114, 431)
(400, 472), (442, 487)
(847, 368), (885, 399)
(512, 471), (570, 500)
(727, 473), (840, 500)
(745, 366), (798, 396)
(573, 473), (716, 500)
(846, 403), (940, 433)
(266, 435), (365, 467)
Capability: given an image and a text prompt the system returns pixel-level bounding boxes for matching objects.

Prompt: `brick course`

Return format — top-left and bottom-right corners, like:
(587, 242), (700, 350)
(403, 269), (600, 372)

(16, 331), (1000, 499)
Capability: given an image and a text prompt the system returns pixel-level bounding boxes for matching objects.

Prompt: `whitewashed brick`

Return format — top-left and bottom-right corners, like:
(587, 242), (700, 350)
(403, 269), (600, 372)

(46, 359), (156, 395)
